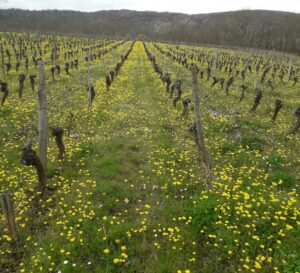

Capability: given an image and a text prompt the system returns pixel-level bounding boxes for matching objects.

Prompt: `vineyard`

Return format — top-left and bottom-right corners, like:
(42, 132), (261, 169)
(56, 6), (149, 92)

(0, 33), (300, 273)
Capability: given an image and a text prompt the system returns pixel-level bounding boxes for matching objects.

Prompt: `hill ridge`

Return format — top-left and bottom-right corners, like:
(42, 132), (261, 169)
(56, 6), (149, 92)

(0, 8), (299, 53)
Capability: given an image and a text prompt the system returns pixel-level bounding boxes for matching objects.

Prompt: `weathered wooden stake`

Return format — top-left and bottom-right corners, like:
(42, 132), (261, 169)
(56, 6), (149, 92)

(87, 46), (92, 111)
(38, 60), (47, 173)
(53, 35), (57, 65)
(19, 37), (22, 61)
(191, 66), (213, 187)
(1, 43), (5, 75)
(288, 58), (292, 80)
(0, 193), (17, 244)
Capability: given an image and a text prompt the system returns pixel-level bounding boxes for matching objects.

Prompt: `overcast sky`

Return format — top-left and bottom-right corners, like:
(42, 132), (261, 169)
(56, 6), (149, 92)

(0, 0), (299, 14)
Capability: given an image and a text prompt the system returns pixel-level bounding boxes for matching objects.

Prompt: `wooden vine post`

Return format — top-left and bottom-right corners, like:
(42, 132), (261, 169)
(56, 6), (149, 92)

(53, 34), (57, 65)
(0, 193), (17, 244)
(87, 45), (92, 111)
(87, 39), (92, 111)
(38, 60), (48, 175)
(19, 37), (22, 61)
(288, 58), (292, 80)
(1, 43), (5, 75)
(191, 66), (213, 188)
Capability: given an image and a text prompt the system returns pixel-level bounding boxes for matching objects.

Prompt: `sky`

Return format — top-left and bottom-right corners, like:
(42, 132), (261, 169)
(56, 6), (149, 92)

(0, 0), (299, 14)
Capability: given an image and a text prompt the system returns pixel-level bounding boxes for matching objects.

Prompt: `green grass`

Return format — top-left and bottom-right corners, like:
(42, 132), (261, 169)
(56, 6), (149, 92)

(0, 37), (299, 273)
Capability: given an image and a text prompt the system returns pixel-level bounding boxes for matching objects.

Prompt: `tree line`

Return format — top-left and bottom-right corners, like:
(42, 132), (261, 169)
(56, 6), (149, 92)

(0, 9), (299, 54)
